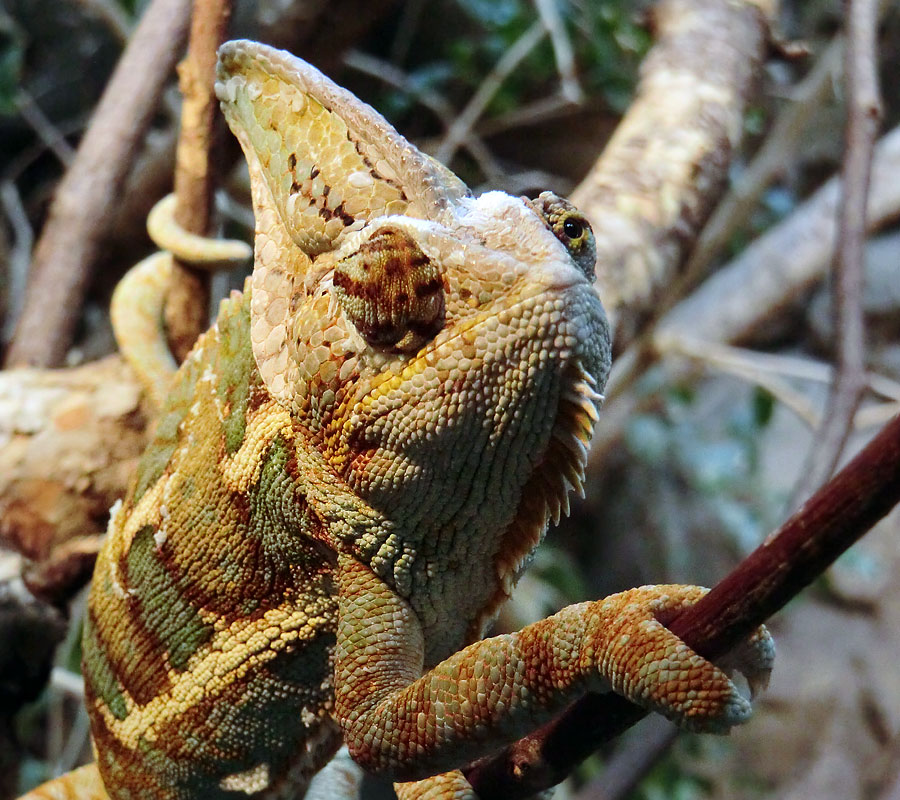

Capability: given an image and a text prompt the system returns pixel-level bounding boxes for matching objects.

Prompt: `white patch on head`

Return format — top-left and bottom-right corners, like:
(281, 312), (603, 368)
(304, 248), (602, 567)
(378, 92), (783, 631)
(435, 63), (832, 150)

(457, 192), (537, 243)
(219, 762), (271, 794)
(455, 192), (579, 286)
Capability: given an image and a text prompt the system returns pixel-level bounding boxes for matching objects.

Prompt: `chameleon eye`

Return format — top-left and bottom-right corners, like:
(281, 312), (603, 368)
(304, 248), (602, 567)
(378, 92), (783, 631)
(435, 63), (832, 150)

(525, 191), (597, 279)
(563, 217), (583, 240)
(334, 225), (445, 351)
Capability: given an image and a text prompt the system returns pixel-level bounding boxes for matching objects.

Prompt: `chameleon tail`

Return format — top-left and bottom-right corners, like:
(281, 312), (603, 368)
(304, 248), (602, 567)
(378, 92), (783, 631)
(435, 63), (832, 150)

(111, 193), (251, 410)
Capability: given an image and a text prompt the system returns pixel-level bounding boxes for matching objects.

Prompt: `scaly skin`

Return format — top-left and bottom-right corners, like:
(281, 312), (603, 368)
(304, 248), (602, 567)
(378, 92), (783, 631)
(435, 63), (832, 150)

(19, 41), (773, 800)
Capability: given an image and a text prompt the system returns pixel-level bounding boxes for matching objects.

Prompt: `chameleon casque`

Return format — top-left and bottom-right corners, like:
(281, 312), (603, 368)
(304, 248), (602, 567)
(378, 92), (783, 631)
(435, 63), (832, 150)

(23, 40), (774, 800)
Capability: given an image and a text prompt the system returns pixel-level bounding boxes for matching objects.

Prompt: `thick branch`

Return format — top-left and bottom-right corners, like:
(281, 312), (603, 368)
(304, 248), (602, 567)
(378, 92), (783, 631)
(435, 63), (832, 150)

(571, 0), (773, 339)
(653, 126), (900, 349)
(164, 0), (233, 362)
(790, 0), (881, 504)
(680, 37), (842, 297)
(0, 356), (150, 602)
(466, 412), (900, 798)
(3, 0), (192, 368)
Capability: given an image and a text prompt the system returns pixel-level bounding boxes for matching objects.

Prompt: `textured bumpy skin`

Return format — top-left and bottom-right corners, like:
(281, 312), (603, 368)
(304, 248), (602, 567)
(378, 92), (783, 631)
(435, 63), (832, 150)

(24, 41), (774, 800)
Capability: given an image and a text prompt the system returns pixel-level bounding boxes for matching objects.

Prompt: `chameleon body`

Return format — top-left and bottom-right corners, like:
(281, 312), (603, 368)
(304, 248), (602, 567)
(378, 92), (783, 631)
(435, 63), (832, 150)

(29, 41), (774, 800)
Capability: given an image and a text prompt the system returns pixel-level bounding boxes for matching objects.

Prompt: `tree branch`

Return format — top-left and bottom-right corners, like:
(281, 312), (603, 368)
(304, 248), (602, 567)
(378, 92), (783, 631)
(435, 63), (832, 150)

(163, 0), (233, 362)
(466, 411), (900, 798)
(571, 0), (773, 341)
(586, 125), (900, 464)
(3, 0), (192, 368)
(789, 0), (882, 505)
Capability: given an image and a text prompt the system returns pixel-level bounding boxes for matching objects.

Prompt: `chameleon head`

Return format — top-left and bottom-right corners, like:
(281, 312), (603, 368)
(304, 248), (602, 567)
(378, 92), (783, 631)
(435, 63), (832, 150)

(217, 41), (611, 615)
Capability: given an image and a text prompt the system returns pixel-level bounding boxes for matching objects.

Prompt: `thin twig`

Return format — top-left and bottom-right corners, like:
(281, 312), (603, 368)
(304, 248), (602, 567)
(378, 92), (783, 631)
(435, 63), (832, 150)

(342, 50), (506, 183)
(388, 0), (426, 65)
(163, 0), (233, 362)
(0, 180), (33, 343)
(3, 0), (192, 368)
(435, 20), (545, 165)
(475, 93), (576, 138)
(571, 717), (678, 800)
(533, 0), (583, 102)
(71, 0), (134, 42)
(790, 0), (881, 506)
(15, 90), (77, 167)
(664, 337), (821, 427)
(467, 411), (900, 798)
(658, 338), (900, 429)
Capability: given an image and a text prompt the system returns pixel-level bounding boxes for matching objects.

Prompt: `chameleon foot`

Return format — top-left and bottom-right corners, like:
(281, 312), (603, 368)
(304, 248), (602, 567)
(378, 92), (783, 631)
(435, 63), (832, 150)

(592, 585), (774, 733)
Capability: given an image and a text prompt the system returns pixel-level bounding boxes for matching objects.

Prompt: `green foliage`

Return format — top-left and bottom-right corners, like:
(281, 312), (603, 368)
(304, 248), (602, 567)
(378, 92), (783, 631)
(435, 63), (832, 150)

(574, 0), (651, 112)
(378, 0), (649, 127)
(0, 13), (24, 115)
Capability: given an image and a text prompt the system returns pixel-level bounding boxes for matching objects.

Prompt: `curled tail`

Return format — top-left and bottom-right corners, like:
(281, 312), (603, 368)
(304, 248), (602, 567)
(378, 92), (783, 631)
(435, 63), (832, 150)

(111, 193), (251, 409)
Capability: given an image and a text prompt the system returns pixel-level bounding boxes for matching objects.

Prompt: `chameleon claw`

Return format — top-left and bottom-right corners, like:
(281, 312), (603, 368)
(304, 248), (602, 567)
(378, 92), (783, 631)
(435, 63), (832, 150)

(593, 586), (773, 735)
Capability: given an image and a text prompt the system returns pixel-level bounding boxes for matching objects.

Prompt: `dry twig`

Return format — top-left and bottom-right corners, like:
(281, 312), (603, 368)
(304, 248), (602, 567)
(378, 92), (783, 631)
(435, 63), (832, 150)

(533, 0), (583, 102)
(571, 717), (677, 800)
(4, 0), (192, 368)
(15, 90), (76, 167)
(435, 21), (545, 165)
(342, 50), (506, 183)
(790, 0), (881, 506)
(163, 0), (233, 362)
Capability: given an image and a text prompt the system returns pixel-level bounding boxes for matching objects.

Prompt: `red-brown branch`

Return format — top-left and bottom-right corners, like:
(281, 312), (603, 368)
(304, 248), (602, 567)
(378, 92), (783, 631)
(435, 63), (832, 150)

(467, 411), (900, 798)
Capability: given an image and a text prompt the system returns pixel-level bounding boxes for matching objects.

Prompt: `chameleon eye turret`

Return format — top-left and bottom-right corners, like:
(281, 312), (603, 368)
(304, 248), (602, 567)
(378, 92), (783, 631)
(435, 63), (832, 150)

(526, 190), (597, 279)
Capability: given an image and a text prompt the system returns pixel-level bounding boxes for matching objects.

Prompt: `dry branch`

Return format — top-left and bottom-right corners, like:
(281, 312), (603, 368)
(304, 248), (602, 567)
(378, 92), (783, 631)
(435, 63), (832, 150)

(0, 356), (150, 601)
(654, 125), (900, 348)
(680, 37), (842, 296)
(589, 126), (900, 463)
(572, 0), (773, 342)
(4, 0), (192, 369)
(164, 0), (233, 362)
(790, 0), (882, 504)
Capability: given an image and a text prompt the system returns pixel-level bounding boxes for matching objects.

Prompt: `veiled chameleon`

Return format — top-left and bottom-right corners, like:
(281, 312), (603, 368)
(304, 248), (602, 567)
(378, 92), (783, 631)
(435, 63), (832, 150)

(23, 40), (773, 800)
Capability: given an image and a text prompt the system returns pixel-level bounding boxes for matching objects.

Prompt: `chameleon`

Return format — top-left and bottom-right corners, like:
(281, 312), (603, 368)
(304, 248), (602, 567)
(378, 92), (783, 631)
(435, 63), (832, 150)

(20, 40), (773, 800)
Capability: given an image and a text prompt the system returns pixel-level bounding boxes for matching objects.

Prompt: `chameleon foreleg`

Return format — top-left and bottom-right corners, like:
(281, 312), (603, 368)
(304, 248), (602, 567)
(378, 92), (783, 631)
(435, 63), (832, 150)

(334, 556), (774, 783)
